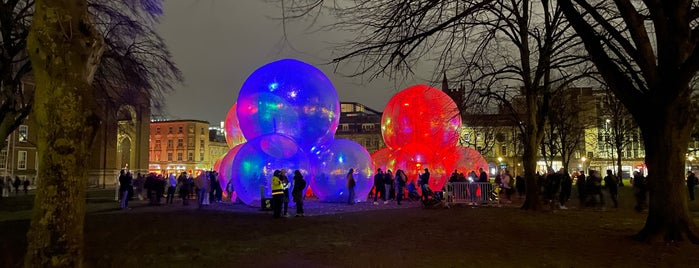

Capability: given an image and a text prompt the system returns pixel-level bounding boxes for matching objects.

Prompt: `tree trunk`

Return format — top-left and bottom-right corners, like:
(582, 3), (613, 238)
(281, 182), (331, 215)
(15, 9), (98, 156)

(633, 97), (699, 243)
(521, 135), (542, 210)
(24, 1), (104, 266)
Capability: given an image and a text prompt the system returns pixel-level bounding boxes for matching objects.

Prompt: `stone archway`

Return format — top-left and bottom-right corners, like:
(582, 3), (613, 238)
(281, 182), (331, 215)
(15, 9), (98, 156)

(116, 105), (137, 171)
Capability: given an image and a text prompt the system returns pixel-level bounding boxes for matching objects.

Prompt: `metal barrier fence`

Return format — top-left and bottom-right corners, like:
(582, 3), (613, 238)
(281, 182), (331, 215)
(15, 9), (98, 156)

(445, 182), (498, 205)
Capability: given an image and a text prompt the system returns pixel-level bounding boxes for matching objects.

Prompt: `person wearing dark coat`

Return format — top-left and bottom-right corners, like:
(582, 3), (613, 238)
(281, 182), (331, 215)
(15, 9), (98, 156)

(118, 170), (132, 209)
(604, 169), (619, 208)
(373, 168), (386, 204)
(291, 170), (306, 217)
(632, 171), (646, 212)
(576, 171), (586, 207)
(419, 168), (431, 201)
(686, 171), (697, 201)
(559, 172), (572, 208)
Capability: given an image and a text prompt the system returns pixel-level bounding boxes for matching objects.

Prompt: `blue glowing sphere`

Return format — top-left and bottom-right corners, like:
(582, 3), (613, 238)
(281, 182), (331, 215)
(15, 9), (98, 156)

(236, 59), (340, 153)
(311, 139), (373, 203)
(230, 134), (310, 207)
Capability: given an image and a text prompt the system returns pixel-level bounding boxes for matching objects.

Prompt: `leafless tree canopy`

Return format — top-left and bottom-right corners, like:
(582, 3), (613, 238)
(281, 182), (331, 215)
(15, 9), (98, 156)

(0, 0), (181, 146)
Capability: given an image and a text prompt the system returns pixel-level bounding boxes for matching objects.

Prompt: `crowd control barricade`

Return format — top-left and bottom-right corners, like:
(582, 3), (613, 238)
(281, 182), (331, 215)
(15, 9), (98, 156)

(446, 182), (497, 206)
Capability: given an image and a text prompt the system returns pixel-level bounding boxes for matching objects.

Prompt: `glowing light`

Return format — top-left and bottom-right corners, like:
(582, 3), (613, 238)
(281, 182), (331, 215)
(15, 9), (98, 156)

(237, 59), (340, 153)
(230, 134), (310, 207)
(311, 139), (373, 203)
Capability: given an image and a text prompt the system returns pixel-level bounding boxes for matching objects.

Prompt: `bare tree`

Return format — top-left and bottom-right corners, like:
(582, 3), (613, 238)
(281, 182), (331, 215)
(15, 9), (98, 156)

(598, 87), (638, 184)
(0, 0), (181, 150)
(279, 0), (592, 210)
(560, 0), (699, 243)
(545, 87), (594, 173)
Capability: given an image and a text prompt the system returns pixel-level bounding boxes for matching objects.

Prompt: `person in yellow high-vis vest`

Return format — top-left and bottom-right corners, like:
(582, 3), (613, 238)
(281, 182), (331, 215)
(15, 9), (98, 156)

(271, 170), (284, 218)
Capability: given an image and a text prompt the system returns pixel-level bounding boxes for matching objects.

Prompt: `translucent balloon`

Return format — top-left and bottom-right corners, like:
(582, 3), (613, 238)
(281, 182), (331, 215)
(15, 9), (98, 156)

(371, 147), (395, 172)
(311, 139), (373, 203)
(381, 84), (461, 148)
(217, 143), (244, 198)
(224, 103), (246, 148)
(236, 59), (340, 153)
(230, 134), (310, 207)
(451, 146), (489, 177)
(392, 143), (447, 191)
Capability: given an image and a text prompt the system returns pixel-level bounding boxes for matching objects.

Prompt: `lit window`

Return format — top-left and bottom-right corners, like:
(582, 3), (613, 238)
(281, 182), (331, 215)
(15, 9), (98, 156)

(177, 153), (183, 161)
(188, 152), (193, 161)
(177, 139), (183, 147)
(18, 125), (28, 142)
(17, 151), (27, 170)
(0, 150), (7, 169)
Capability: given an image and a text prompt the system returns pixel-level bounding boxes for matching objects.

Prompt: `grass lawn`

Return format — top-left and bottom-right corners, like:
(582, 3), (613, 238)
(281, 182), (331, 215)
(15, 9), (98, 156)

(1, 186), (698, 267)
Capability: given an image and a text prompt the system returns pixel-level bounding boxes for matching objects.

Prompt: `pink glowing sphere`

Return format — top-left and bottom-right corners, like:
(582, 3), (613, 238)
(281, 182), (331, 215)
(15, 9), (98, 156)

(217, 143), (244, 193)
(310, 139), (373, 203)
(224, 103), (246, 148)
(381, 84), (461, 148)
(236, 59), (340, 153)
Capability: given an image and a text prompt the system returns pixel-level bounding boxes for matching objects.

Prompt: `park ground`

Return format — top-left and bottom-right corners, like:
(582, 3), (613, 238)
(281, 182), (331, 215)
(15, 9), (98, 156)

(1, 186), (698, 267)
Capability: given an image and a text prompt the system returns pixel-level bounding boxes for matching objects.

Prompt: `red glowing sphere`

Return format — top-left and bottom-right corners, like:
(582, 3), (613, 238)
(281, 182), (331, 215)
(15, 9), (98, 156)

(371, 147), (395, 172)
(391, 143), (447, 191)
(381, 84), (461, 148)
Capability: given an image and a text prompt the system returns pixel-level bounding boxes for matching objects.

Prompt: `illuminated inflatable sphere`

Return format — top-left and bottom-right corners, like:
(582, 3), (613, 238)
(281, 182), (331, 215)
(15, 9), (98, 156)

(217, 144), (244, 199)
(236, 59), (340, 153)
(311, 139), (373, 203)
(452, 146), (489, 178)
(224, 103), (246, 148)
(392, 143), (447, 192)
(230, 134), (310, 207)
(381, 84), (462, 149)
(371, 147), (395, 172)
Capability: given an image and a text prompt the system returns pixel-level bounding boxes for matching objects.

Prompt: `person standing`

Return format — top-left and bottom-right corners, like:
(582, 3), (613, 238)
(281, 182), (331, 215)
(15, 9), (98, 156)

(166, 173), (177, 204)
(22, 178), (30, 195)
(12, 176), (21, 195)
(271, 170), (284, 218)
(346, 168), (356, 204)
(118, 169), (132, 209)
(385, 170), (395, 200)
(292, 170), (306, 217)
(373, 168), (386, 205)
(478, 168), (488, 183)
(419, 168), (430, 202)
(135, 173), (145, 201)
(178, 171), (191, 206)
(225, 178), (235, 203)
(604, 169), (619, 208)
(576, 171), (586, 207)
(559, 171), (573, 209)
(632, 170), (646, 212)
(196, 171), (210, 208)
(395, 169), (406, 205)
(687, 171), (697, 201)
(280, 169), (291, 217)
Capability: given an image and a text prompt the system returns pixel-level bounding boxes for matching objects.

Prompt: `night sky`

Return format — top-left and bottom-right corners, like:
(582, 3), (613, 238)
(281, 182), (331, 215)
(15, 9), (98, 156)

(156, 0), (432, 125)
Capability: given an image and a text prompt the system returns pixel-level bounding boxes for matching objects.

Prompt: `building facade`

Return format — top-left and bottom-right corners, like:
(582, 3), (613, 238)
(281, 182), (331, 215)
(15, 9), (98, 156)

(334, 102), (385, 154)
(149, 120), (211, 174)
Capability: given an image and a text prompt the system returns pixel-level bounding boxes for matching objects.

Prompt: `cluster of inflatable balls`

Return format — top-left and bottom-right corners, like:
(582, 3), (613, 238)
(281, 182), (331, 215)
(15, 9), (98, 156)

(217, 59), (373, 206)
(371, 85), (488, 192)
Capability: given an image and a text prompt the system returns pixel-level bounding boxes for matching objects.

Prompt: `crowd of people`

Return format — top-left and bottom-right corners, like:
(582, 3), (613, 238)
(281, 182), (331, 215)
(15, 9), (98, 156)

(116, 169), (227, 210)
(0, 176), (32, 200)
(110, 165), (698, 217)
